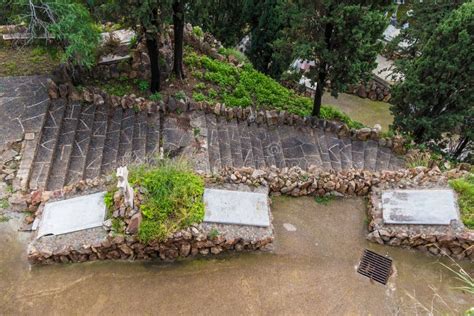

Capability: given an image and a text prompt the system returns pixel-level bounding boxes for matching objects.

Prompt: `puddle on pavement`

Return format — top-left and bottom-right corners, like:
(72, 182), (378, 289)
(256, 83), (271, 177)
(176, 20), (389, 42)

(1, 197), (472, 315)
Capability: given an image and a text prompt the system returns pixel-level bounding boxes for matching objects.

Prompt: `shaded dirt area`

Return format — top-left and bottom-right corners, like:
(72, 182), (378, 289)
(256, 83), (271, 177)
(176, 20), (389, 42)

(1, 197), (472, 315)
(323, 93), (393, 131)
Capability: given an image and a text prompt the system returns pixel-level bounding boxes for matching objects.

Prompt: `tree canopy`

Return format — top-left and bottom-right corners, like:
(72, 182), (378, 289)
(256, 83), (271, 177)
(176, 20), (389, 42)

(2, 0), (100, 68)
(390, 2), (473, 157)
(292, 1), (388, 116)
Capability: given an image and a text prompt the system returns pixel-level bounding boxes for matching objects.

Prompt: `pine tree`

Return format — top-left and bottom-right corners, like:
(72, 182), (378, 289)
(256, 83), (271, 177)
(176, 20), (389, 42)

(391, 2), (473, 158)
(292, 1), (388, 117)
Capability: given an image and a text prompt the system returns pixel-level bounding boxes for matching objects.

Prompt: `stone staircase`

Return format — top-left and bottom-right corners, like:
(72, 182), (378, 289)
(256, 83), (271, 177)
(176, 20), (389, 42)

(23, 99), (161, 191)
(163, 112), (405, 175)
(4, 76), (405, 192)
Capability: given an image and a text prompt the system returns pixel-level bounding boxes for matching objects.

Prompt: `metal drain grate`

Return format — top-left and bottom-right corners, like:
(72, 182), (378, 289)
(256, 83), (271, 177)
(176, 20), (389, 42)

(357, 249), (392, 285)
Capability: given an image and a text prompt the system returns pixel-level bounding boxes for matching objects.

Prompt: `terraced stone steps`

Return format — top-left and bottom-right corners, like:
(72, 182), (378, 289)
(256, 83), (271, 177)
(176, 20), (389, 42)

(24, 101), (405, 191)
(191, 112), (404, 174)
(26, 99), (161, 191)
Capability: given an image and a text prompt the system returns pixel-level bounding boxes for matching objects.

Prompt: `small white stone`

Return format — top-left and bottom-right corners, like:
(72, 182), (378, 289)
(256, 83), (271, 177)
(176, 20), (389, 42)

(283, 223), (297, 232)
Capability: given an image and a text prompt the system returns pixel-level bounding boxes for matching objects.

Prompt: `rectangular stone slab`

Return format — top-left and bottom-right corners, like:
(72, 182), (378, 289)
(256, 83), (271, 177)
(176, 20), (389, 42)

(36, 192), (106, 239)
(382, 189), (459, 225)
(203, 188), (270, 227)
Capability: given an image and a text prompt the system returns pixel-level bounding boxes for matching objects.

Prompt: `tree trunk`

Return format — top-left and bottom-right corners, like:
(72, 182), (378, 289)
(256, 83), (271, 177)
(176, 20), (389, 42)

(173, 0), (185, 80)
(312, 74), (326, 117)
(146, 36), (160, 92)
(453, 136), (469, 158)
(311, 20), (333, 117)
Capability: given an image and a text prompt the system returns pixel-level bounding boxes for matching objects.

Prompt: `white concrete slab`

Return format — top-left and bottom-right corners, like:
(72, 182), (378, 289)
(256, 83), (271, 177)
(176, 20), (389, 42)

(382, 189), (459, 225)
(36, 192), (106, 239)
(203, 188), (270, 227)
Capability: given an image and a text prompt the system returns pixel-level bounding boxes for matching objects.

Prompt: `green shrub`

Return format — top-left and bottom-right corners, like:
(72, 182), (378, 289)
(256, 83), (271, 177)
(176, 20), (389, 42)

(149, 92), (162, 102)
(175, 90), (187, 101)
(0, 198), (9, 209)
(135, 79), (150, 92)
(192, 92), (206, 102)
(192, 25), (204, 38)
(449, 174), (474, 229)
(218, 47), (250, 64)
(129, 35), (138, 48)
(129, 159), (205, 243)
(194, 82), (206, 90)
(184, 50), (365, 128)
(209, 228), (219, 239)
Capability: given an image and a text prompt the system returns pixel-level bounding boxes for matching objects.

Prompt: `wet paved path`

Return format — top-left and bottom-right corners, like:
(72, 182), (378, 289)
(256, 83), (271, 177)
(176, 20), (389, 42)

(1, 197), (472, 315)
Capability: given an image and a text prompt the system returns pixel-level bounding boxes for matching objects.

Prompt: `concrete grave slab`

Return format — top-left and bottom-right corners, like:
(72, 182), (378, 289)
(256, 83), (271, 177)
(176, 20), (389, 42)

(36, 192), (106, 239)
(382, 189), (459, 225)
(203, 188), (270, 227)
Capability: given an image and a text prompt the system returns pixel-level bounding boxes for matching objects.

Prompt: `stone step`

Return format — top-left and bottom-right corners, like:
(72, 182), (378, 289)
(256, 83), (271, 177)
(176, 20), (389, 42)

(351, 140), (365, 170)
(29, 99), (66, 190)
(257, 126), (277, 168)
(205, 114), (222, 173)
(46, 102), (81, 191)
(375, 146), (391, 171)
(389, 155), (405, 171)
(188, 111), (211, 173)
(131, 111), (147, 164)
(325, 133), (342, 172)
(267, 127), (286, 169)
(238, 122), (256, 168)
(300, 127), (323, 170)
(313, 129), (332, 170)
(116, 108), (135, 167)
(145, 111), (160, 157)
(83, 104), (108, 179)
(162, 114), (193, 157)
(340, 137), (353, 170)
(247, 124), (266, 169)
(216, 116), (233, 168)
(227, 119), (244, 168)
(65, 104), (97, 186)
(364, 140), (379, 171)
(279, 125), (309, 169)
(99, 107), (124, 175)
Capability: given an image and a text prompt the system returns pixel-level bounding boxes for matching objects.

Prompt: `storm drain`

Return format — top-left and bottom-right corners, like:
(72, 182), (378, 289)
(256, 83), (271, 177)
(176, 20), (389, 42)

(357, 249), (392, 285)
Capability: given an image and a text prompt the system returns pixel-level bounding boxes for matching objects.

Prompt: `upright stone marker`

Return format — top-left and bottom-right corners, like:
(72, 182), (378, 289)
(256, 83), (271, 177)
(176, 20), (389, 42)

(203, 188), (270, 227)
(382, 189), (459, 225)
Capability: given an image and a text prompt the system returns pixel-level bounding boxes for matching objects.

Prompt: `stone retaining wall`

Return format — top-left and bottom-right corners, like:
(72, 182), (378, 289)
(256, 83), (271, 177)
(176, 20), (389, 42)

(348, 76), (392, 102)
(367, 187), (474, 261)
(28, 221), (273, 264)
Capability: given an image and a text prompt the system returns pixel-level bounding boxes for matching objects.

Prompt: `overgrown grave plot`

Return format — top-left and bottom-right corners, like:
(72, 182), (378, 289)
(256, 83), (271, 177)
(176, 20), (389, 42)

(28, 159), (274, 264)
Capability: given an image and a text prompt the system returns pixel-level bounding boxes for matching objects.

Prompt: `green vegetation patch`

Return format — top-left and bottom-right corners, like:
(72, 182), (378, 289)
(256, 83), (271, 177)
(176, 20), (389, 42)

(184, 50), (365, 129)
(314, 195), (335, 205)
(449, 174), (474, 229)
(129, 159), (205, 243)
(0, 43), (62, 77)
(0, 214), (10, 222)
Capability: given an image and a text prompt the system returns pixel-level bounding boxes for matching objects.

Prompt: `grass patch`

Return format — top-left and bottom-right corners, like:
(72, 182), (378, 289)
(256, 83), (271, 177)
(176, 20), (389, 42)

(0, 43), (62, 76)
(314, 195), (334, 205)
(449, 174), (474, 229)
(0, 198), (9, 209)
(322, 93), (393, 131)
(128, 159), (205, 243)
(0, 214), (10, 222)
(184, 50), (365, 129)
(218, 47), (251, 65)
